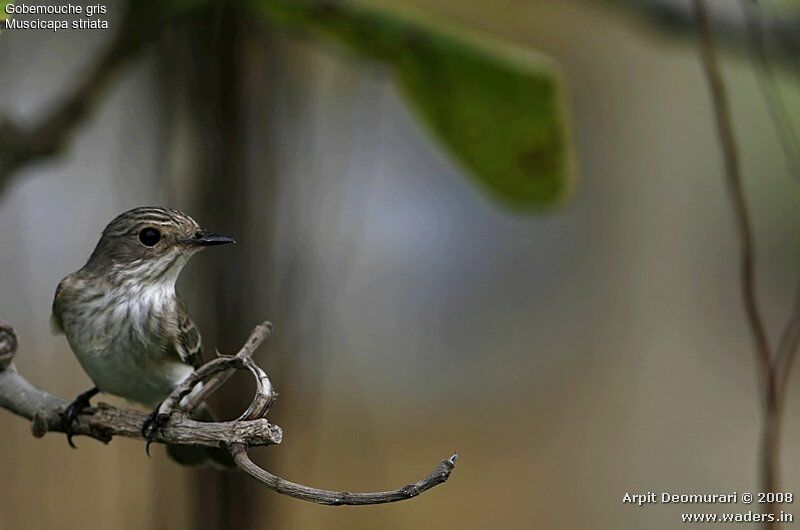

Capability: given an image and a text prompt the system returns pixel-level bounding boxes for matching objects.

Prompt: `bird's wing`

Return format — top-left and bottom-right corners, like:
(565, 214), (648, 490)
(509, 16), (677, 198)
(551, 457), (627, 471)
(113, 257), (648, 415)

(50, 279), (67, 335)
(169, 296), (203, 369)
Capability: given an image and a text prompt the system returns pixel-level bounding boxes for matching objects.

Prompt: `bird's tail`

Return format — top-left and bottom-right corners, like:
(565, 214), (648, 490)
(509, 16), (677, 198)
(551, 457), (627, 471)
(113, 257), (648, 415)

(166, 403), (235, 469)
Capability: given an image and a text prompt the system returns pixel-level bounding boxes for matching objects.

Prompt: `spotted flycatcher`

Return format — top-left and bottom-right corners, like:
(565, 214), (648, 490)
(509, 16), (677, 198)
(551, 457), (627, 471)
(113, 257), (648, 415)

(51, 206), (235, 465)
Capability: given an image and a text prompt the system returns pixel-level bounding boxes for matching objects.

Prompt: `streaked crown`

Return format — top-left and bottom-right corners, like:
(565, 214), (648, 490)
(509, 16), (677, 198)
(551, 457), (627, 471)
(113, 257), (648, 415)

(82, 206), (234, 281)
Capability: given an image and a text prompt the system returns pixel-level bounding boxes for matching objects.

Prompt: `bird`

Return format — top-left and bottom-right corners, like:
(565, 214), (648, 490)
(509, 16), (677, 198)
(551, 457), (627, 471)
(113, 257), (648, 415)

(51, 206), (235, 466)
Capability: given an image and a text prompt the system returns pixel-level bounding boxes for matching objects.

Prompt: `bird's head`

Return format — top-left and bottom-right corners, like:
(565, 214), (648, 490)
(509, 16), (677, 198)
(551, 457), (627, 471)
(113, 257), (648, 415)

(83, 206), (235, 284)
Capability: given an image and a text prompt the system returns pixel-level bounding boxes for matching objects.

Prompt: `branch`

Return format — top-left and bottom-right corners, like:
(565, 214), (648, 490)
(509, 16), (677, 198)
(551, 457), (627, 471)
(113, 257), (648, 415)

(230, 443), (458, 506)
(0, 0), (202, 193)
(0, 319), (457, 506)
(693, 0), (772, 375)
(0, 320), (282, 447)
(160, 321), (277, 420)
(694, 3), (787, 526)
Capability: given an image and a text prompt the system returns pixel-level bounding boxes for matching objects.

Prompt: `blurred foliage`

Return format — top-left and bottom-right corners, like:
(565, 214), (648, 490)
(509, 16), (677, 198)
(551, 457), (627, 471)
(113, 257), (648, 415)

(248, 0), (574, 210)
(137, 0), (217, 24)
(1, 2), (10, 22)
(750, 0), (799, 15)
(1, 0), (574, 209)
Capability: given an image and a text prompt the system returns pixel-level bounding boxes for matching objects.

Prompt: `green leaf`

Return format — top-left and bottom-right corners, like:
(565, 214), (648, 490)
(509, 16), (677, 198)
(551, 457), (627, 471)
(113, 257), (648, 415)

(1, 1), (11, 22)
(248, 0), (574, 210)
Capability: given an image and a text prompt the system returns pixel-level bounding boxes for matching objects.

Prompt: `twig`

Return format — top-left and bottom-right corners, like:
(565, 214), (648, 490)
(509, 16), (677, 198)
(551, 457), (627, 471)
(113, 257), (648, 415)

(0, 0), (203, 193)
(173, 321), (276, 418)
(693, 0), (772, 378)
(229, 443), (458, 506)
(0, 321), (282, 447)
(0, 4), (133, 190)
(158, 321), (275, 418)
(694, 2), (785, 527)
(0, 359), (283, 447)
(0, 319), (457, 505)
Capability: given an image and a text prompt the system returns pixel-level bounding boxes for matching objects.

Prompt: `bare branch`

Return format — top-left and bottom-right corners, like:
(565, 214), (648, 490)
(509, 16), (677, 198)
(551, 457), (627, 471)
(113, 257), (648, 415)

(694, 0), (772, 375)
(229, 443), (458, 506)
(0, 5), (133, 190)
(0, 319), (457, 506)
(163, 321), (276, 419)
(0, 320), (282, 447)
(0, 359), (283, 447)
(694, 3), (788, 526)
(0, 0), (206, 193)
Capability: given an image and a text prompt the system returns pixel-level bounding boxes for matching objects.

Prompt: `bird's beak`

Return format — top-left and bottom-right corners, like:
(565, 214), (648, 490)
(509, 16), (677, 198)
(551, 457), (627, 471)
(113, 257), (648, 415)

(184, 231), (236, 247)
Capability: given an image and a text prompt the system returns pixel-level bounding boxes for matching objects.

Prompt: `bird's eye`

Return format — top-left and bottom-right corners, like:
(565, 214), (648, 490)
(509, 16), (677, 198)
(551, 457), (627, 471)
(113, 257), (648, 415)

(138, 227), (161, 247)
(194, 231), (203, 240)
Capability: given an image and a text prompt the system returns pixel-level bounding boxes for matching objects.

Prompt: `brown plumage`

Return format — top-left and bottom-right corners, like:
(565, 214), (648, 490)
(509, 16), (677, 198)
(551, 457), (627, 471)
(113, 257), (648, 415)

(52, 206), (235, 465)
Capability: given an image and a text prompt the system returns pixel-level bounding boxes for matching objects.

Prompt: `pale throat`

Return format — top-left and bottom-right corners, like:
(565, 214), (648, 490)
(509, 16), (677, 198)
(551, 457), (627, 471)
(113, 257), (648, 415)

(107, 251), (191, 312)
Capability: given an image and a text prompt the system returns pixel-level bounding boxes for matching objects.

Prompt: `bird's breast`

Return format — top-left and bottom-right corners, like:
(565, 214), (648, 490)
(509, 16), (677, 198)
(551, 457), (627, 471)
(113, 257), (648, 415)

(60, 283), (190, 406)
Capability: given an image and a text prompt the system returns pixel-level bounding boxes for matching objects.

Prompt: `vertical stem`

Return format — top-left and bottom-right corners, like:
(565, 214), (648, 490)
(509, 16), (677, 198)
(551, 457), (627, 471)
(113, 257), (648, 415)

(762, 374), (782, 527)
(693, 0), (771, 373)
(159, 4), (266, 527)
(195, 7), (258, 529)
(159, 4), (286, 525)
(693, 1), (778, 527)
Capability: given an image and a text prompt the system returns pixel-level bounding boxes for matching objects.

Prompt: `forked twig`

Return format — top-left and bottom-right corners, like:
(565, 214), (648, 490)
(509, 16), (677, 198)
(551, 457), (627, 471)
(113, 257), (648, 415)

(694, 0), (772, 376)
(694, 2), (800, 528)
(0, 319), (457, 506)
(158, 321), (276, 420)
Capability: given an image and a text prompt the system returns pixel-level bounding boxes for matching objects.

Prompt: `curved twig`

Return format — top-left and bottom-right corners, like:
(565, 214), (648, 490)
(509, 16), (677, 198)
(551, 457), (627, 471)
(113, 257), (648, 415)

(158, 321), (276, 420)
(0, 319), (457, 506)
(229, 443), (458, 506)
(236, 357), (277, 421)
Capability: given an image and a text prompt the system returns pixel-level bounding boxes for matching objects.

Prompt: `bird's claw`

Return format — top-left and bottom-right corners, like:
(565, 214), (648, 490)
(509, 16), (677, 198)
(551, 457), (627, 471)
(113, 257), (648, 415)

(64, 401), (86, 449)
(62, 387), (99, 448)
(141, 407), (170, 456)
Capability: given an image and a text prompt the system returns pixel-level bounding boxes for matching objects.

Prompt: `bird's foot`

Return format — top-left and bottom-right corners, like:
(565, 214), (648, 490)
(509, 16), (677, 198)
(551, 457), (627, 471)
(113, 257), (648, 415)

(141, 404), (170, 456)
(62, 386), (99, 448)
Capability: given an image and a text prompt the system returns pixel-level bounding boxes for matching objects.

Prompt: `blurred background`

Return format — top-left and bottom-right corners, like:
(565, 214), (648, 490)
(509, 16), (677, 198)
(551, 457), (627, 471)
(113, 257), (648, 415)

(1, 0), (800, 528)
